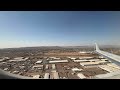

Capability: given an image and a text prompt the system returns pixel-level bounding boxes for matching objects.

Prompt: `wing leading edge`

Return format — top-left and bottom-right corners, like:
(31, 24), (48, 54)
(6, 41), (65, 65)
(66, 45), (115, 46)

(95, 43), (120, 66)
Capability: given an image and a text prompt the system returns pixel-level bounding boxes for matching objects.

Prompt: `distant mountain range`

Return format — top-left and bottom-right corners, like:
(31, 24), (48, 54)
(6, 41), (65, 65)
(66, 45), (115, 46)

(0, 45), (120, 50)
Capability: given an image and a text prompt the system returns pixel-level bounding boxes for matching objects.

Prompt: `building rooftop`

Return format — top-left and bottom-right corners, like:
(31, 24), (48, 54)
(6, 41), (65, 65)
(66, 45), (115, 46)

(77, 73), (86, 79)
(35, 60), (42, 64)
(49, 60), (68, 63)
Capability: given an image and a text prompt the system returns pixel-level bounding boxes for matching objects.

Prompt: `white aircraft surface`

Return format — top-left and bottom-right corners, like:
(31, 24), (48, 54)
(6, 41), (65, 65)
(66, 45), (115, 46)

(94, 43), (120, 79)
(95, 43), (120, 66)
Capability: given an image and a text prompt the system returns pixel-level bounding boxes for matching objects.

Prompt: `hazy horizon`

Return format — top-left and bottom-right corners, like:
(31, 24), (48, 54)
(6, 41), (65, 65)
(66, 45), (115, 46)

(0, 44), (120, 49)
(0, 11), (120, 48)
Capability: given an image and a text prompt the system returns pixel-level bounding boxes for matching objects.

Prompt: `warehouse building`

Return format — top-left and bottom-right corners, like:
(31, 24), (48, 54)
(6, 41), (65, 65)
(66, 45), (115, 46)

(51, 70), (59, 79)
(49, 57), (60, 60)
(73, 59), (89, 62)
(32, 65), (43, 70)
(52, 64), (56, 69)
(52, 72), (59, 79)
(49, 60), (68, 63)
(44, 73), (50, 79)
(35, 60), (42, 64)
(45, 65), (49, 69)
(77, 73), (86, 79)
(73, 59), (100, 62)
(80, 60), (108, 66)
(0, 58), (5, 62)
(79, 57), (93, 59)
(33, 75), (40, 79)
(72, 68), (83, 72)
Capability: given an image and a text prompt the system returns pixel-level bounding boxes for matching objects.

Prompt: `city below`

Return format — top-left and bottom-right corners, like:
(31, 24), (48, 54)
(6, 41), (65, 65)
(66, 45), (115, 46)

(0, 46), (120, 79)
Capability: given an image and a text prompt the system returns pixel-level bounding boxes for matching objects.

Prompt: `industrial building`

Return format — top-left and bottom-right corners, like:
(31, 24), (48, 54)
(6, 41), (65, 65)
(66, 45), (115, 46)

(14, 57), (24, 60)
(44, 73), (50, 79)
(72, 68), (82, 72)
(80, 60), (109, 66)
(9, 57), (28, 62)
(77, 73), (86, 79)
(35, 60), (42, 64)
(12, 71), (19, 74)
(52, 72), (59, 79)
(51, 70), (59, 79)
(45, 65), (49, 69)
(79, 51), (87, 54)
(73, 60), (89, 62)
(4, 68), (9, 71)
(73, 59), (101, 62)
(52, 64), (56, 69)
(32, 65), (43, 70)
(0, 58), (5, 62)
(68, 57), (76, 60)
(49, 60), (68, 63)
(49, 57), (60, 60)
(33, 75), (40, 79)
(79, 57), (93, 59)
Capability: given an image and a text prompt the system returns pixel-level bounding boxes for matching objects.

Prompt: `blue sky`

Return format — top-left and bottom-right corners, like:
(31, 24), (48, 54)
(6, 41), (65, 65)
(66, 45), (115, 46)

(0, 11), (120, 48)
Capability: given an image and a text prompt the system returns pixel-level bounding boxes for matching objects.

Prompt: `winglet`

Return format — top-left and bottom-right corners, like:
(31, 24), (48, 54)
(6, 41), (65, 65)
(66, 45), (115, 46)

(95, 43), (100, 51)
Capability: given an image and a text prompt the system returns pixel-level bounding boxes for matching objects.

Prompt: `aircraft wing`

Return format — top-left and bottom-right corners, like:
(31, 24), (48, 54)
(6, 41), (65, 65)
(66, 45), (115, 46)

(95, 43), (120, 66)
